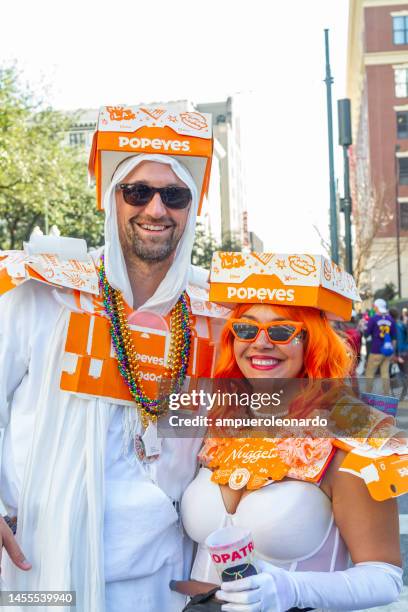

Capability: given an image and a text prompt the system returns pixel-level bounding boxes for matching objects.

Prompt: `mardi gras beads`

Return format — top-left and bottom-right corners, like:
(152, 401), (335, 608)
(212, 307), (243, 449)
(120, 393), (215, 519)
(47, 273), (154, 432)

(98, 255), (191, 426)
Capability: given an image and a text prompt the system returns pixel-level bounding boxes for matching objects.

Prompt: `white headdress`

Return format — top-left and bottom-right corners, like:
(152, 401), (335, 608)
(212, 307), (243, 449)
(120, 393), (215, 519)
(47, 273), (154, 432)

(103, 153), (198, 315)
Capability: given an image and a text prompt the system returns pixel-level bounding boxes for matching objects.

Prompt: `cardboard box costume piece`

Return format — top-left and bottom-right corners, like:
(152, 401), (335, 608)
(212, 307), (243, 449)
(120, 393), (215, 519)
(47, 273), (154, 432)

(88, 105), (213, 214)
(60, 296), (226, 403)
(209, 252), (361, 320)
(0, 241), (99, 297)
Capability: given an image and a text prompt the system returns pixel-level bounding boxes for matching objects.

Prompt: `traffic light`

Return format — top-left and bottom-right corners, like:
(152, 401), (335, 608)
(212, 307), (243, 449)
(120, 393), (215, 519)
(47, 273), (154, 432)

(338, 99), (352, 146)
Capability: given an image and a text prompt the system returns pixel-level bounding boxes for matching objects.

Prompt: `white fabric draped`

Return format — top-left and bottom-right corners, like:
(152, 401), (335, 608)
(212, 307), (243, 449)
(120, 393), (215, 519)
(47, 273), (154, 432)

(0, 153), (205, 611)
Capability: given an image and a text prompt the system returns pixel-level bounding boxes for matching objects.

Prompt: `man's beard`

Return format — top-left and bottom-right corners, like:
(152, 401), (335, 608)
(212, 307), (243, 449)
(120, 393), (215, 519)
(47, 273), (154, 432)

(122, 215), (181, 263)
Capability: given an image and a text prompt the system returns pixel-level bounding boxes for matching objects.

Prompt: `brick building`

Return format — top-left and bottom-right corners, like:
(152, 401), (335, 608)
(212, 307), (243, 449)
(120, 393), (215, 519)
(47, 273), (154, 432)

(348, 0), (408, 295)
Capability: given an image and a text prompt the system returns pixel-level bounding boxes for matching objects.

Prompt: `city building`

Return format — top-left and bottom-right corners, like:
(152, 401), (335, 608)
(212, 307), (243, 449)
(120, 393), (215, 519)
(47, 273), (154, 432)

(348, 0), (408, 296)
(197, 97), (249, 247)
(65, 109), (98, 148)
(249, 231), (264, 252)
(67, 98), (249, 248)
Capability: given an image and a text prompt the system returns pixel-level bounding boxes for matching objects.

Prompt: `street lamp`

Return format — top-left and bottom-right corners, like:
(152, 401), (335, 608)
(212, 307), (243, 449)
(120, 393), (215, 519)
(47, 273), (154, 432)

(324, 29), (339, 263)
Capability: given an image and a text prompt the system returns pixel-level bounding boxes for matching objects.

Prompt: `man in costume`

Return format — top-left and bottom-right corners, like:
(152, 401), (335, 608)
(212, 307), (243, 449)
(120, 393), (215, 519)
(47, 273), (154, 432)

(0, 106), (226, 611)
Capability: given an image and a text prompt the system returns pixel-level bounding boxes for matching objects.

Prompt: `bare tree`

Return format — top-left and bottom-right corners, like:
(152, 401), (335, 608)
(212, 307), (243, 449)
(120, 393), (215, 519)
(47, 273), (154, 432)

(351, 181), (396, 291)
(314, 135), (397, 297)
(348, 126), (398, 294)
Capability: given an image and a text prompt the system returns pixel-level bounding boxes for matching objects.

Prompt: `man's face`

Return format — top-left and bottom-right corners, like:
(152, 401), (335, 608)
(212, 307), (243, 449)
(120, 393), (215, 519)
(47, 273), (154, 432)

(116, 160), (191, 263)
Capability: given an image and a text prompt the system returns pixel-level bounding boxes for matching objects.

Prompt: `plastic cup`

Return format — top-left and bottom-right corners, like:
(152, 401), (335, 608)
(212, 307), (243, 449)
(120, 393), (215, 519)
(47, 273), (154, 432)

(205, 526), (258, 582)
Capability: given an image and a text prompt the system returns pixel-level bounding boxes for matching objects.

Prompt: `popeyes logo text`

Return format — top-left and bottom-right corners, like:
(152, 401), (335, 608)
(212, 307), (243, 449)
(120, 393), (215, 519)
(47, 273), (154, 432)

(211, 541), (254, 565)
(136, 352), (165, 367)
(227, 286), (295, 301)
(118, 135), (190, 152)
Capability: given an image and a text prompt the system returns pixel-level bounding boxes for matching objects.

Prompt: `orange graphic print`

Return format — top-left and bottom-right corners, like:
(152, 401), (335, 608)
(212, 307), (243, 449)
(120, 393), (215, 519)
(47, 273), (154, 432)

(41, 267), (55, 279)
(0, 264), (23, 294)
(288, 254), (317, 276)
(180, 112), (208, 131)
(339, 452), (408, 501)
(106, 106), (136, 121)
(251, 253), (274, 266)
(219, 252), (246, 270)
(60, 311), (216, 403)
(200, 437), (334, 490)
(62, 271), (86, 288)
(139, 107), (166, 121)
(323, 259), (332, 281)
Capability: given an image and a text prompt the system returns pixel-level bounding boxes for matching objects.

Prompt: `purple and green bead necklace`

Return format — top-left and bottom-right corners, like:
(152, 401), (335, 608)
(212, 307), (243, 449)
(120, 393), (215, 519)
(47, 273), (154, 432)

(98, 255), (191, 426)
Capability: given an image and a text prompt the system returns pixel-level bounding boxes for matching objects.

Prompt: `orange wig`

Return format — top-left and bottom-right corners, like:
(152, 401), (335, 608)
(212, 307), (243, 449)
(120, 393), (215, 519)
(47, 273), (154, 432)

(215, 303), (354, 379)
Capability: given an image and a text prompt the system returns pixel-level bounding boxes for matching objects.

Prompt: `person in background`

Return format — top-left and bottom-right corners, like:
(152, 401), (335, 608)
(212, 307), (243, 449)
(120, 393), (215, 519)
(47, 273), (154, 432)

(361, 311), (372, 361)
(365, 299), (397, 394)
(333, 315), (362, 376)
(389, 308), (408, 400)
(345, 313), (362, 374)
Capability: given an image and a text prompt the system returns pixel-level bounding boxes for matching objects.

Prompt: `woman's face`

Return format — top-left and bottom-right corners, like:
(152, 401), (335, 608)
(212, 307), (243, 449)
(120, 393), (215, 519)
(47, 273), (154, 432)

(233, 305), (305, 379)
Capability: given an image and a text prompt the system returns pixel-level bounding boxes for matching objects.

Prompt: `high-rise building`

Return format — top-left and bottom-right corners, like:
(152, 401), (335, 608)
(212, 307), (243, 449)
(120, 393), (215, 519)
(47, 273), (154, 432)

(348, 0), (408, 295)
(68, 98), (248, 248)
(249, 231), (264, 252)
(197, 97), (248, 247)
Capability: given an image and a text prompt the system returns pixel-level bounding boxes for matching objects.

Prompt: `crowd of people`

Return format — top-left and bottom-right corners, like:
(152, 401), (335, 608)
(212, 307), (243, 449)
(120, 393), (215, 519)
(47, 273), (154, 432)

(337, 298), (408, 395)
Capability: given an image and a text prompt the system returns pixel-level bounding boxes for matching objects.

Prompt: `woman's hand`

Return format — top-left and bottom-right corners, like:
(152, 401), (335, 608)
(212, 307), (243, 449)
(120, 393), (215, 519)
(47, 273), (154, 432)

(0, 516), (31, 572)
(216, 559), (296, 612)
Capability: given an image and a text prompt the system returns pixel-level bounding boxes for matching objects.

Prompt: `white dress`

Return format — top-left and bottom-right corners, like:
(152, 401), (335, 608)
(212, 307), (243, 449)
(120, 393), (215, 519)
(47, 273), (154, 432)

(181, 467), (349, 585)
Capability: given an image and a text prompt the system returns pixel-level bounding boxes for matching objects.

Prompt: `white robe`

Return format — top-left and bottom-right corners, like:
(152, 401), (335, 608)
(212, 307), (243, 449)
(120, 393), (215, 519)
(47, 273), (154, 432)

(0, 280), (201, 612)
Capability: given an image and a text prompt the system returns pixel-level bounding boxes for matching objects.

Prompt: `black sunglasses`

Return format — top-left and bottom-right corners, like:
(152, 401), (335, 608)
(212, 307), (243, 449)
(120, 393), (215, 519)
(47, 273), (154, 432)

(117, 182), (192, 209)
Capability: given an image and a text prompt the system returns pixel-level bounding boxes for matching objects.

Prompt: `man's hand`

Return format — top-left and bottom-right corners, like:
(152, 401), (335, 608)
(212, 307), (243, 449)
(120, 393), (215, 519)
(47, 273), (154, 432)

(0, 516), (31, 572)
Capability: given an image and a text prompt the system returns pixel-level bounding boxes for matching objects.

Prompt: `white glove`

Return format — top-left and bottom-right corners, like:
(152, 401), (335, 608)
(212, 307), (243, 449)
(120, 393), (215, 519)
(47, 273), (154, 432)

(216, 560), (295, 612)
(216, 559), (403, 612)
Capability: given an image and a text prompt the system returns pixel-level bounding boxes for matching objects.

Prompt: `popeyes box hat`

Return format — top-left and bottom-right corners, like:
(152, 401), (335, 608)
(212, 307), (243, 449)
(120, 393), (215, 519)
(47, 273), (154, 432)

(88, 105), (213, 214)
(209, 252), (361, 321)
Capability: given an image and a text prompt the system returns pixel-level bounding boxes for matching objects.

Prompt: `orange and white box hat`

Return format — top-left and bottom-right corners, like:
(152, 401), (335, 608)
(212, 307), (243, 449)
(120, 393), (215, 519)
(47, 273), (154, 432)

(209, 252), (361, 321)
(88, 105), (213, 214)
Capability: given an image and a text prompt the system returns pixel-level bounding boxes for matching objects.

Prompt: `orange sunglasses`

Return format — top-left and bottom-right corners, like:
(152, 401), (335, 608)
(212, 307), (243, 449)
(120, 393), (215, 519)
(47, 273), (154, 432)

(227, 319), (305, 344)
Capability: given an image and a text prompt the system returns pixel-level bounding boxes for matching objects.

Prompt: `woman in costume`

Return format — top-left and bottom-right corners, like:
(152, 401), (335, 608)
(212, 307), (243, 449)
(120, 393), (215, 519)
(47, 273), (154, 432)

(181, 294), (404, 611)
